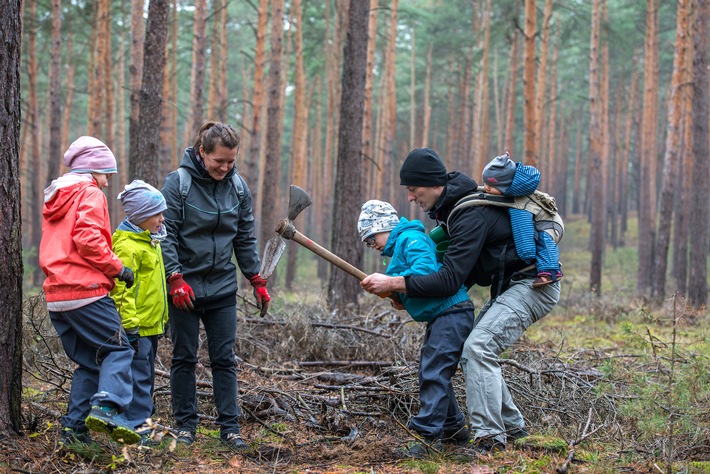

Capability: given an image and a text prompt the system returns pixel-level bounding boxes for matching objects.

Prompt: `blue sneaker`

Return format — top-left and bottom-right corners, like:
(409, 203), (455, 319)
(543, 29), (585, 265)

(85, 405), (140, 445)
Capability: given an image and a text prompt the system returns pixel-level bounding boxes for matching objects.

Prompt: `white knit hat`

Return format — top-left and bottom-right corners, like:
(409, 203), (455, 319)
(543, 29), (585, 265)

(358, 200), (400, 241)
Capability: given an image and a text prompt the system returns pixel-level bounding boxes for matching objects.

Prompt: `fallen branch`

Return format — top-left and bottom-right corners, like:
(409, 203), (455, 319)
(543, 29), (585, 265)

(243, 318), (390, 338)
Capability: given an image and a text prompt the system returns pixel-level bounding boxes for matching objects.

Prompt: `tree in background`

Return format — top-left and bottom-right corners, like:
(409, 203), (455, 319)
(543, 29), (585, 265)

(131, 0), (170, 186)
(327, 0), (370, 311)
(688, 0), (709, 307)
(0, 0), (23, 436)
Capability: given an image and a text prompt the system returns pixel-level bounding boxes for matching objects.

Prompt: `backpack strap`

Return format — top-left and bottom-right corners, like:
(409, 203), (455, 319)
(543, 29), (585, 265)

(447, 191), (515, 228)
(176, 168), (191, 221)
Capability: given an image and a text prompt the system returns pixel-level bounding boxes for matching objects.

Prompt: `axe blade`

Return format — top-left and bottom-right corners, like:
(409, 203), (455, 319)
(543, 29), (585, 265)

(288, 185), (312, 221)
(259, 235), (287, 280)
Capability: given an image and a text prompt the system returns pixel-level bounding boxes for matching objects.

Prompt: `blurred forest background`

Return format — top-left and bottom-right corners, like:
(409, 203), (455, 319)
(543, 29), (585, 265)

(18, 0), (710, 311)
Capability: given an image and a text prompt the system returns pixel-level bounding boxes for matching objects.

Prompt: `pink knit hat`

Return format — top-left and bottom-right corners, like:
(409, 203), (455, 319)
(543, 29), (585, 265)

(63, 136), (118, 174)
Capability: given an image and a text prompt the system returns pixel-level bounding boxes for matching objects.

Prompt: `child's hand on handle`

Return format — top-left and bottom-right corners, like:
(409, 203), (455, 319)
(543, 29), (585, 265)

(168, 273), (195, 310)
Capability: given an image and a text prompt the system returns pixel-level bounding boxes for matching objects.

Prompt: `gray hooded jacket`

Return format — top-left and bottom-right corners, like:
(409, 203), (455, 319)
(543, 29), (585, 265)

(161, 147), (260, 304)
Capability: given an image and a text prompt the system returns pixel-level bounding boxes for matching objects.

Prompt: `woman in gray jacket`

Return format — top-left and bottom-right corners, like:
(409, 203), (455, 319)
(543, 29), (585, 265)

(161, 122), (270, 452)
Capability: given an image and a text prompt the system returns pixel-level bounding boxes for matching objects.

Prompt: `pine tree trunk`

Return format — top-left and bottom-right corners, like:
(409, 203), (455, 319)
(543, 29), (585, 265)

(327, 0), (369, 312)
(132, 0), (170, 187)
(362, 0), (378, 194)
(533, 0), (553, 169)
(260, 0), (284, 256)
(588, 0), (603, 295)
(572, 116), (583, 214)
(207, 1), (221, 121)
(61, 33), (75, 159)
(286, 0), (309, 290)
(246, 0), (268, 206)
(522, 0), (537, 166)
(652, 0), (690, 302)
(688, 0), (709, 306)
(27, 0), (42, 285)
(218, 0), (228, 122)
(637, 0), (659, 295)
(0, 0), (23, 436)
(422, 42), (432, 148)
(188, 0), (208, 136)
(503, 3), (519, 151)
(620, 64), (639, 246)
(128, 0), (144, 164)
(47, 0), (62, 189)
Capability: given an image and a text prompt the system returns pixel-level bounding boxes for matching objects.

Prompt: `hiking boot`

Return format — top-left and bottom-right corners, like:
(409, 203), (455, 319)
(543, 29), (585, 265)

(59, 427), (94, 447)
(508, 427), (529, 442)
(221, 432), (250, 452)
(441, 426), (472, 445)
(85, 405), (140, 445)
(395, 439), (443, 459)
(470, 437), (506, 455)
(175, 429), (195, 445)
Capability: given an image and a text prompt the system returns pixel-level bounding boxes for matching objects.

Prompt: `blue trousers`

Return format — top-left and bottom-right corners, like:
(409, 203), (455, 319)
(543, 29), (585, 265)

(169, 302), (241, 435)
(50, 296), (134, 431)
(124, 335), (159, 428)
(408, 307), (476, 440)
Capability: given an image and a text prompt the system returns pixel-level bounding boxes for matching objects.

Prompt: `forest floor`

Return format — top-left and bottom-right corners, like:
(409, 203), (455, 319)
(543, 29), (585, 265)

(3, 215), (710, 473)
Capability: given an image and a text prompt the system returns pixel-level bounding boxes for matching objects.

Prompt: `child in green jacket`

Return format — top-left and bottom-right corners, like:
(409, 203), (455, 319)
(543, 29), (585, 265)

(111, 180), (169, 443)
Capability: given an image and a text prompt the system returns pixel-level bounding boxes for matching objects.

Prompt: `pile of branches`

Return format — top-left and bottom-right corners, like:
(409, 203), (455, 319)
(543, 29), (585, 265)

(23, 292), (616, 445)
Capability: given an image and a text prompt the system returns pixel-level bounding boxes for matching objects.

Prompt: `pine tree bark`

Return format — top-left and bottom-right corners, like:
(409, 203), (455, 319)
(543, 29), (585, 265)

(128, 0), (145, 163)
(533, 0), (553, 170)
(362, 0), (378, 193)
(688, 0), (709, 306)
(286, 0), (309, 289)
(188, 0), (208, 137)
(132, 0), (170, 186)
(327, 0), (370, 312)
(47, 0), (62, 188)
(523, 0), (537, 166)
(504, 18), (519, 151)
(588, 0), (603, 295)
(260, 0), (284, 255)
(246, 0), (268, 204)
(652, 0), (690, 302)
(27, 0), (42, 285)
(0, 0), (23, 436)
(637, 0), (659, 295)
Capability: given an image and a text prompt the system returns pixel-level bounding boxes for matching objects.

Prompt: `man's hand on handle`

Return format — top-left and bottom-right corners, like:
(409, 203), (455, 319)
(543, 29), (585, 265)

(168, 273), (195, 310)
(249, 274), (271, 317)
(360, 273), (406, 298)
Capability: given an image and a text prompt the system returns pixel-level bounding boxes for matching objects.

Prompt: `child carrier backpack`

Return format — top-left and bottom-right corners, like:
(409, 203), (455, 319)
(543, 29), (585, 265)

(447, 187), (564, 243)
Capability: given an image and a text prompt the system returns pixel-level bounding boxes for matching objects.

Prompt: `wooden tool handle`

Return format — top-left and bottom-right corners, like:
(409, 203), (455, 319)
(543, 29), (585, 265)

(290, 229), (368, 280)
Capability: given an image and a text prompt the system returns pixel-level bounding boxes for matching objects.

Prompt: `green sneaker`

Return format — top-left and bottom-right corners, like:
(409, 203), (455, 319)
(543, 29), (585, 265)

(85, 405), (140, 445)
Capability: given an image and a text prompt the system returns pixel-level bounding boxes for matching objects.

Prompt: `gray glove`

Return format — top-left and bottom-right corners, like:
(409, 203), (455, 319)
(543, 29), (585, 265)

(118, 266), (135, 288)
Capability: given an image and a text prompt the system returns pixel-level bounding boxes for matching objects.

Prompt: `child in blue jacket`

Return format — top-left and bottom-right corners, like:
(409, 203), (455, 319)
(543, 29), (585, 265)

(482, 152), (563, 287)
(358, 200), (475, 458)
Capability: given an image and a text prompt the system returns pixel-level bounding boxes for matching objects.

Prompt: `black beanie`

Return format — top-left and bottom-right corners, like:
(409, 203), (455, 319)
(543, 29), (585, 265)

(399, 148), (448, 186)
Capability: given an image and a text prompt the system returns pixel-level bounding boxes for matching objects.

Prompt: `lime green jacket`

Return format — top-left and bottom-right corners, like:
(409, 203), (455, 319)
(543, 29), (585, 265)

(110, 227), (168, 337)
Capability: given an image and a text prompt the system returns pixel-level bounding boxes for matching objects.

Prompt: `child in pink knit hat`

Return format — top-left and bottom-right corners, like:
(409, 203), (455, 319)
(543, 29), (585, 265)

(40, 136), (140, 447)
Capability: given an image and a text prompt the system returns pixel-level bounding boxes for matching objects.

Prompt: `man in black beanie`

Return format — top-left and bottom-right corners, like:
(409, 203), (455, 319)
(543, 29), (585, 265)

(361, 148), (560, 456)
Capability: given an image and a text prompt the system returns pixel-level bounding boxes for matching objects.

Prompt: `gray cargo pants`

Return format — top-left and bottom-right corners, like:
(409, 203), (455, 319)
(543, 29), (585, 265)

(460, 277), (560, 444)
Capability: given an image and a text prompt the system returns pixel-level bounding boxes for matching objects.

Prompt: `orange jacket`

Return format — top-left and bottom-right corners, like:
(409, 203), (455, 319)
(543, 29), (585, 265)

(40, 175), (123, 302)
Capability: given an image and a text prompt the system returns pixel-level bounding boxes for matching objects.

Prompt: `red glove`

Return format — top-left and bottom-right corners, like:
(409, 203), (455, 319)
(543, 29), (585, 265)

(168, 273), (195, 310)
(249, 274), (270, 317)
